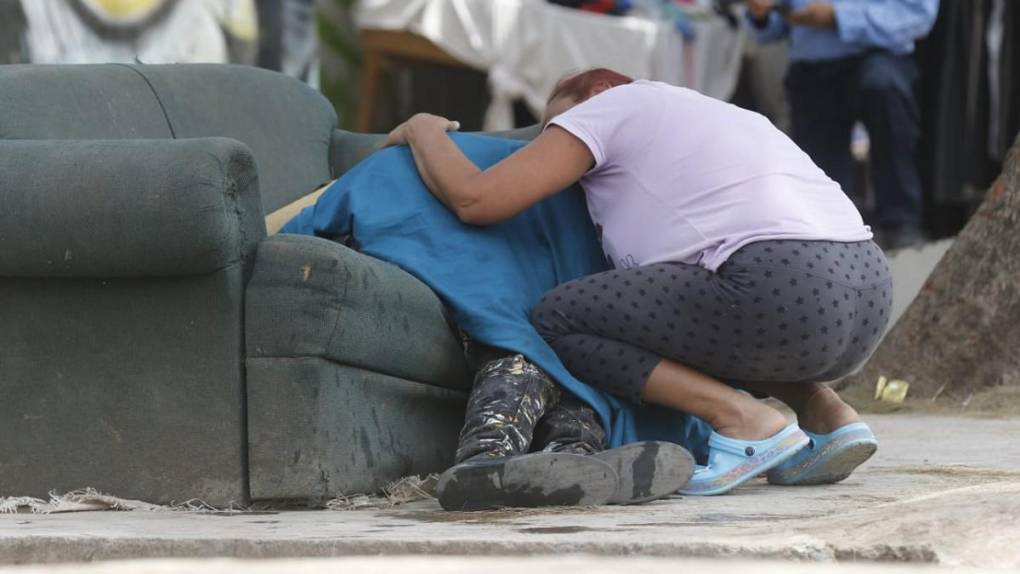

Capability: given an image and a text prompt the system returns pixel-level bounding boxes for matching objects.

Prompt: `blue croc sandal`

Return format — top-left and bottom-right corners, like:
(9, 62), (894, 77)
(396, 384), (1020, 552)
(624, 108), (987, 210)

(767, 422), (878, 486)
(679, 423), (809, 496)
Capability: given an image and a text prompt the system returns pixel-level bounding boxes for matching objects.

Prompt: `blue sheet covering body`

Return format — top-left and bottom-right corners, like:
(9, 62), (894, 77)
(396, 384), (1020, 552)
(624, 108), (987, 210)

(283, 132), (710, 457)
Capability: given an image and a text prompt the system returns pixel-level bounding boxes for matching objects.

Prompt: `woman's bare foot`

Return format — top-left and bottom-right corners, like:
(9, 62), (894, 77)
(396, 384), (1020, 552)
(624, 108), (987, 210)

(710, 394), (789, 441)
(795, 387), (860, 435)
(736, 382), (861, 436)
(641, 359), (790, 442)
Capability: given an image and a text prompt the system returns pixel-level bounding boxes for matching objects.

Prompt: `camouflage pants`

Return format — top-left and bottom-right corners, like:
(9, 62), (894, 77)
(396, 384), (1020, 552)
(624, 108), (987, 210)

(455, 353), (607, 464)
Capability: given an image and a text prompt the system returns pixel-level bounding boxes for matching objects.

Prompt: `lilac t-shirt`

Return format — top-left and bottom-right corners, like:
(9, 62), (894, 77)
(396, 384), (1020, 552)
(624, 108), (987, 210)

(549, 80), (872, 271)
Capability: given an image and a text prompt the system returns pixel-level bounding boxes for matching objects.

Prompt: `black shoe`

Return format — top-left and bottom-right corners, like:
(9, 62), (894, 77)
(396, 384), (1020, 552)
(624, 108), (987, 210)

(593, 441), (695, 505)
(436, 452), (618, 511)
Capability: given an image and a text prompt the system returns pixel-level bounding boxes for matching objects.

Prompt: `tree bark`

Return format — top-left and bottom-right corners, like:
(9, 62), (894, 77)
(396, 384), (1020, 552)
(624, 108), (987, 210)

(836, 133), (1020, 401)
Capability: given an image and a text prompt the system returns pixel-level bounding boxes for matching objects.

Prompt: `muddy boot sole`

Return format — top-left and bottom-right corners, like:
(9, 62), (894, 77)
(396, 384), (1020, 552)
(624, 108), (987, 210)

(436, 452), (618, 511)
(593, 441), (695, 505)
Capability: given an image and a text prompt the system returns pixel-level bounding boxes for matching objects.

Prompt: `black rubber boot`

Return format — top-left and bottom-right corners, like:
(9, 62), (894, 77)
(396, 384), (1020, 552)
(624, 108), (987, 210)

(532, 394), (607, 456)
(437, 355), (617, 511)
(531, 396), (694, 505)
(453, 354), (561, 464)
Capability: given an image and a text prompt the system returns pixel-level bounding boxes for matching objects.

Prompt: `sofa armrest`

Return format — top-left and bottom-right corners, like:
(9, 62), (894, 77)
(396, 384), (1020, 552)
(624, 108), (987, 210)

(0, 138), (266, 278)
(246, 234), (471, 391)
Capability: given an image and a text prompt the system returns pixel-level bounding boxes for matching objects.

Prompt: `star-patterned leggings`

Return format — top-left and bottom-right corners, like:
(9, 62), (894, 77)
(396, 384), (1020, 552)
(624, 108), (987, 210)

(532, 239), (892, 404)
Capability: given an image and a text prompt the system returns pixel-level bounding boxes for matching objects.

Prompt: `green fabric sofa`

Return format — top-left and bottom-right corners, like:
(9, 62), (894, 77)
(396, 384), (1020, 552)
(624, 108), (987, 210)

(0, 63), (538, 506)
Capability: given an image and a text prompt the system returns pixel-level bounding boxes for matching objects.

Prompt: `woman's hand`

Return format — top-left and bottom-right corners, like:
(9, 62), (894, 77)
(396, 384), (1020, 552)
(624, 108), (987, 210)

(384, 113), (461, 147)
(378, 114), (591, 227)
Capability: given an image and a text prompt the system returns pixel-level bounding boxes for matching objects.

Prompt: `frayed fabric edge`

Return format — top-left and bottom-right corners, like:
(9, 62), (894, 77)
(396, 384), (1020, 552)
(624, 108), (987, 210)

(2, 475), (441, 514)
(326, 474), (439, 511)
(0, 488), (217, 514)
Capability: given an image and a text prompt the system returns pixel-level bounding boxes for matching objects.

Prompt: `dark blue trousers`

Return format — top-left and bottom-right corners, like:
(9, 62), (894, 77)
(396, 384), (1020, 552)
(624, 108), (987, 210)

(785, 51), (923, 229)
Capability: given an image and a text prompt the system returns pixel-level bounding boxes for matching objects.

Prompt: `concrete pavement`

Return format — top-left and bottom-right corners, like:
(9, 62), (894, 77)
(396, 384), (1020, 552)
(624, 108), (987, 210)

(0, 556), (1010, 574)
(2, 414), (1019, 568)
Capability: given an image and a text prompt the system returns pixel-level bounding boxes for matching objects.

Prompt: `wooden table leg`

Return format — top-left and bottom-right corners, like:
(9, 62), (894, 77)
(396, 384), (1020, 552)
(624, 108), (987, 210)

(356, 29), (471, 133)
(357, 48), (383, 133)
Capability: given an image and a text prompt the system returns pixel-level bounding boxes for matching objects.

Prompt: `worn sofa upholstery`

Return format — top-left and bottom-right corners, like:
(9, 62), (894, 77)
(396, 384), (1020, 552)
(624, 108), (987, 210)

(0, 63), (537, 505)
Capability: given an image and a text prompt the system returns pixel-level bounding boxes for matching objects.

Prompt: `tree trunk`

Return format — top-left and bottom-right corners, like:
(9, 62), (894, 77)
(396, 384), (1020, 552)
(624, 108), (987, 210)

(836, 133), (1020, 402)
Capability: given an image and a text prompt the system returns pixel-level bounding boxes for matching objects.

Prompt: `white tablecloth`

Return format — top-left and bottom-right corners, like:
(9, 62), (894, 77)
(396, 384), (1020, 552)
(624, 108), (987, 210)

(357, 0), (745, 129)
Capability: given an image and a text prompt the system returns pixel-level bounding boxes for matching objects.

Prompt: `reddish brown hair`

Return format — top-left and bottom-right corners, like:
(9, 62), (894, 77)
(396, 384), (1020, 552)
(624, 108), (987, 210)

(547, 68), (634, 103)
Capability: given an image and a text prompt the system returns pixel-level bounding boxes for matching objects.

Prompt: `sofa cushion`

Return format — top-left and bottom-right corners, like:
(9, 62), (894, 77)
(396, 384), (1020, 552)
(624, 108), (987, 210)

(0, 63), (336, 216)
(134, 64), (336, 214)
(0, 64), (172, 140)
(245, 234), (471, 391)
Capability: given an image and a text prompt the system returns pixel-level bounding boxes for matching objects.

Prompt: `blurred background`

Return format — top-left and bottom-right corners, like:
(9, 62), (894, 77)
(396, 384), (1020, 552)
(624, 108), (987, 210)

(0, 0), (1016, 243)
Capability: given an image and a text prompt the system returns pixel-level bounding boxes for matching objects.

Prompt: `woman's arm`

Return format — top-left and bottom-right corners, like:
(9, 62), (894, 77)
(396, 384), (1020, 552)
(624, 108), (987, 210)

(385, 113), (594, 225)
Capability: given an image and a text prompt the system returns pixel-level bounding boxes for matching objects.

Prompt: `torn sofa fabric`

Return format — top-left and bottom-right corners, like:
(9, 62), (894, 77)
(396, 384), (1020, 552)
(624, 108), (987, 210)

(282, 132), (710, 458)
